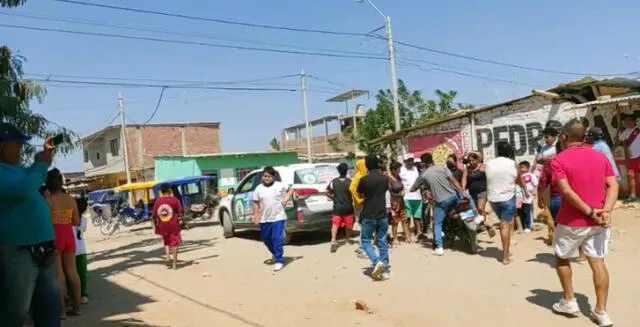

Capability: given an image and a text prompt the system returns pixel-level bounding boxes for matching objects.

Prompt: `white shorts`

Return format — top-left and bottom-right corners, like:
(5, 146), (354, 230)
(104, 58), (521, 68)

(553, 225), (611, 259)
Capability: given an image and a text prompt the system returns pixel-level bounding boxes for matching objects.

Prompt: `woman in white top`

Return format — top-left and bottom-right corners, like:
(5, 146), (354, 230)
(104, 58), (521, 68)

(485, 141), (520, 265)
(252, 166), (294, 272)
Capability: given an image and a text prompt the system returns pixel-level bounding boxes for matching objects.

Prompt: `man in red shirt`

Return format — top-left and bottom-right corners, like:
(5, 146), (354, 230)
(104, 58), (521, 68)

(152, 184), (184, 270)
(550, 119), (618, 327)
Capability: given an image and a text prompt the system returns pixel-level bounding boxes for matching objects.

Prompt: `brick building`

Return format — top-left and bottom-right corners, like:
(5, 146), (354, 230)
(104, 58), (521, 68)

(82, 122), (220, 189)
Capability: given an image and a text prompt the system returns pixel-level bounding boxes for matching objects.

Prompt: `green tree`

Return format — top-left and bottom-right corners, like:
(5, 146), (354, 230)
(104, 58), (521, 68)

(351, 80), (473, 154)
(269, 137), (281, 151)
(1, 0), (77, 160)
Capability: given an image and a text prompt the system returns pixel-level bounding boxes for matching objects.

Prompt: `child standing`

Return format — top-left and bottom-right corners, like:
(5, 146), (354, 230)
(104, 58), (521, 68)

(518, 161), (538, 233)
(74, 198), (90, 304)
(253, 166), (294, 272)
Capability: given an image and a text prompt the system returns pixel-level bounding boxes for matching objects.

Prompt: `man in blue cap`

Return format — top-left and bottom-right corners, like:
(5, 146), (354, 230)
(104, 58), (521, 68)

(0, 122), (61, 327)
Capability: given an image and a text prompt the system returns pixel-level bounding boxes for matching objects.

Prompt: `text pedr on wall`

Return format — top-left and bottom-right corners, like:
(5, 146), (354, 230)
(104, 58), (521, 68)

(407, 96), (587, 164)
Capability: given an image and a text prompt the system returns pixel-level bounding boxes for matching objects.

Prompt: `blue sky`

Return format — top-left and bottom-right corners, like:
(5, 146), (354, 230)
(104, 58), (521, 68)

(3, 0), (639, 172)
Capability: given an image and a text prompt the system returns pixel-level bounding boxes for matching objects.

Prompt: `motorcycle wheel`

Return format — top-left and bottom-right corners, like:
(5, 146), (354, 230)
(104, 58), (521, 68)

(121, 216), (136, 227)
(91, 215), (103, 227)
(201, 207), (214, 220)
(100, 219), (118, 236)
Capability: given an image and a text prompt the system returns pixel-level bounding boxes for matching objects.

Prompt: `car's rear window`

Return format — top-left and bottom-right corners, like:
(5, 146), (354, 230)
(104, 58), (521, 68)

(294, 166), (339, 185)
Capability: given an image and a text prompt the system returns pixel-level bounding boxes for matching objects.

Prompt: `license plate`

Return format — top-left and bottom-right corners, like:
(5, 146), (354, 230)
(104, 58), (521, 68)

(460, 209), (475, 220)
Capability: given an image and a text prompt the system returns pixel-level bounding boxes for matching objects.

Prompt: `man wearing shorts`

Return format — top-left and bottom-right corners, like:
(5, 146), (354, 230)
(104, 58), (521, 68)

(550, 119), (618, 327)
(152, 184), (184, 270)
(326, 163), (355, 253)
(400, 153), (424, 238)
(485, 141), (519, 265)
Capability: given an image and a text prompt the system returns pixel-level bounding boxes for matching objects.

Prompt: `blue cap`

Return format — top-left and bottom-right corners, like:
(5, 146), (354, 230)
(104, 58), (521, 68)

(0, 122), (31, 143)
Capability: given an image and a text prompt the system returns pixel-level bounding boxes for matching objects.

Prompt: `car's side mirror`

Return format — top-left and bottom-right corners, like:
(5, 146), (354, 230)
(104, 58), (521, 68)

(227, 188), (235, 195)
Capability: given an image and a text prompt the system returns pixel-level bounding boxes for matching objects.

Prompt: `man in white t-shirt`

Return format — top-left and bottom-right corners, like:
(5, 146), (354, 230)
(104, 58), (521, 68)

(399, 153), (424, 238)
(618, 114), (640, 202)
(252, 166), (294, 272)
(485, 141), (519, 265)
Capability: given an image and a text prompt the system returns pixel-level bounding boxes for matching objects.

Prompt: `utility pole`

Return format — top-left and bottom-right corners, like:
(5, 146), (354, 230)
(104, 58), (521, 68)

(118, 92), (132, 185)
(301, 70), (313, 163)
(384, 16), (405, 156)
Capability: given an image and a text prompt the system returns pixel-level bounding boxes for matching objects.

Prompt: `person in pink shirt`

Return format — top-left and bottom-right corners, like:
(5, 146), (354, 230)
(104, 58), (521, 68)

(550, 119), (618, 327)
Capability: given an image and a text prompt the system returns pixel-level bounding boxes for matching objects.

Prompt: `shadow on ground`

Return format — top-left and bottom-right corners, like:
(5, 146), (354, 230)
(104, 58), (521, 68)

(234, 229), (358, 247)
(62, 232), (264, 327)
(526, 289), (592, 318)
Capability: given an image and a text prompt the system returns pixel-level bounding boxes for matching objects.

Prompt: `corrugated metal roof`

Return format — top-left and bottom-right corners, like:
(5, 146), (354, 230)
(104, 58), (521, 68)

(571, 94), (640, 109)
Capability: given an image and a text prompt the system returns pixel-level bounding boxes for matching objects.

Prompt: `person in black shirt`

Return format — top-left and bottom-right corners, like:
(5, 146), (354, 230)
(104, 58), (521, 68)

(326, 163), (355, 253)
(446, 154), (464, 183)
(357, 154), (391, 280)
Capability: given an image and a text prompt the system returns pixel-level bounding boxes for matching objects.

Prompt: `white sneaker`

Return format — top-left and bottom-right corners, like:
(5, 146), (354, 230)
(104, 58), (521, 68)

(81, 296), (89, 304)
(591, 310), (614, 327)
(524, 228), (532, 234)
(371, 261), (385, 279)
(273, 263), (284, 271)
(381, 271), (391, 280)
(552, 298), (579, 316)
(433, 247), (444, 256)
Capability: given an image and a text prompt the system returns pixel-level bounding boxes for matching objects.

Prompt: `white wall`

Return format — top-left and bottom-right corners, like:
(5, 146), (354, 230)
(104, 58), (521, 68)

(83, 128), (124, 177)
(406, 96), (587, 164)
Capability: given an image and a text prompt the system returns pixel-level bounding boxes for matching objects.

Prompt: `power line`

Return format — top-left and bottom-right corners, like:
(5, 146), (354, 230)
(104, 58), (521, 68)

(0, 23), (388, 61)
(53, 0), (372, 38)
(399, 60), (544, 88)
(10, 77), (300, 91)
(142, 87), (166, 124)
(394, 40), (630, 77)
(47, 0), (627, 77)
(24, 72), (299, 86)
(0, 12), (383, 57)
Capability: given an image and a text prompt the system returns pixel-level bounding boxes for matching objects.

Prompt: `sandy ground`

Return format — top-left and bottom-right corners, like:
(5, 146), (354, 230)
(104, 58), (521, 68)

(63, 209), (640, 327)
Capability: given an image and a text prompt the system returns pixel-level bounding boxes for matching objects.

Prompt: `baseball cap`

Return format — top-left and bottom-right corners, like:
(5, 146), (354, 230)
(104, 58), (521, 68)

(403, 153), (415, 161)
(0, 122), (31, 143)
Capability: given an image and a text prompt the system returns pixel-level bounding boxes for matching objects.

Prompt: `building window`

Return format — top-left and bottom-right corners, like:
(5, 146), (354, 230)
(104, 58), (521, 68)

(109, 138), (119, 156)
(236, 167), (258, 182)
(96, 152), (101, 160)
(83, 150), (88, 162)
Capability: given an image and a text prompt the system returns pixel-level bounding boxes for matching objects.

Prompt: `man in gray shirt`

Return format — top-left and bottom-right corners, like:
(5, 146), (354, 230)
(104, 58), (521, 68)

(411, 153), (466, 256)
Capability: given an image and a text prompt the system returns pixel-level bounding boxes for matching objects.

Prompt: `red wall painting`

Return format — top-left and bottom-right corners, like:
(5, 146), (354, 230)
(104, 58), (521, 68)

(407, 131), (465, 165)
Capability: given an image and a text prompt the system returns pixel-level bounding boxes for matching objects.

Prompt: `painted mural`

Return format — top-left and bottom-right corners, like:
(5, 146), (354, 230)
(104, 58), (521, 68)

(408, 131), (465, 165)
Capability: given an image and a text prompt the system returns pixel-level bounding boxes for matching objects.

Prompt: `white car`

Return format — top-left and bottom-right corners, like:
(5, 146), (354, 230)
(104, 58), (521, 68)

(217, 163), (342, 244)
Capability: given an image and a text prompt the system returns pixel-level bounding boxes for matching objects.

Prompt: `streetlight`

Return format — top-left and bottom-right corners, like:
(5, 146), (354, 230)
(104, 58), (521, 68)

(356, 0), (404, 155)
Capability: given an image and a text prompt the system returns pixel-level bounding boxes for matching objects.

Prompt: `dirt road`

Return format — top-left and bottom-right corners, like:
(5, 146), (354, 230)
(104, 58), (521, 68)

(65, 209), (640, 327)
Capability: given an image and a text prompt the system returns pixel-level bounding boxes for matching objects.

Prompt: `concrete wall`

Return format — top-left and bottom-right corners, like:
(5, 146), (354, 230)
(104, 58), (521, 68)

(406, 96), (587, 164)
(154, 152), (300, 190)
(84, 128), (124, 177)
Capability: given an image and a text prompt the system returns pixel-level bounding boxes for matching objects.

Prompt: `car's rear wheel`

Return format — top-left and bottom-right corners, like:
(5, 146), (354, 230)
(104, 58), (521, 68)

(221, 209), (234, 238)
(283, 228), (292, 245)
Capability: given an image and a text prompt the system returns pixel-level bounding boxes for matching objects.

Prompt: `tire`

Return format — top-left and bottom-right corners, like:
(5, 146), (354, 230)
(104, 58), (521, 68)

(91, 215), (103, 227)
(100, 219), (118, 236)
(221, 210), (235, 238)
(283, 228), (292, 245)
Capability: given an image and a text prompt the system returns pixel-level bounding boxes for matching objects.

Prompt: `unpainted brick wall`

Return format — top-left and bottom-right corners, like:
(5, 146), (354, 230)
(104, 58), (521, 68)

(125, 124), (221, 169)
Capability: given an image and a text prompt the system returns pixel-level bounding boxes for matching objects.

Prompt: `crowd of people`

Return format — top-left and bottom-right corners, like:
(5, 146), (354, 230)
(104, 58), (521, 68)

(251, 119), (617, 326)
(1, 116), (623, 327)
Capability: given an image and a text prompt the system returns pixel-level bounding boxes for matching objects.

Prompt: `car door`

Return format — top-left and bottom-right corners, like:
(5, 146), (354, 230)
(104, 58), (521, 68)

(230, 172), (261, 228)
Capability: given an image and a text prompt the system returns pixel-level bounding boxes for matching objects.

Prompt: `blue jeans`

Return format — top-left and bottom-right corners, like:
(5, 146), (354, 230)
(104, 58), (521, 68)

(0, 245), (61, 327)
(360, 218), (389, 272)
(518, 203), (533, 230)
(490, 197), (517, 223)
(260, 220), (285, 264)
(433, 195), (460, 248)
(549, 194), (562, 223)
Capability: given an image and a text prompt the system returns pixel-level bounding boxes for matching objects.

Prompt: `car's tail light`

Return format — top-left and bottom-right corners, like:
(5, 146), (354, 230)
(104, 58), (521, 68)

(297, 208), (305, 223)
(295, 188), (318, 200)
